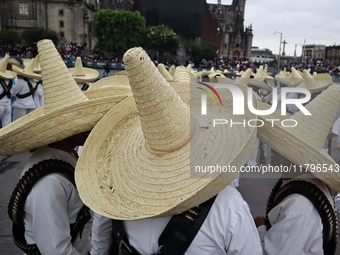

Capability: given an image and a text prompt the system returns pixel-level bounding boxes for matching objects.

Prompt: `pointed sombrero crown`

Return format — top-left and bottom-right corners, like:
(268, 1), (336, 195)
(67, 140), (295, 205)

(0, 39), (128, 156)
(75, 47), (257, 220)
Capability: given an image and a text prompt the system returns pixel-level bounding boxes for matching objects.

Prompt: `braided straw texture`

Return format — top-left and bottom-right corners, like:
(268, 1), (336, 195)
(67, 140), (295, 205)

(257, 84), (340, 192)
(75, 47), (257, 220)
(0, 39), (127, 156)
(0, 55), (17, 80)
(90, 75), (131, 89)
(38, 40), (89, 113)
(173, 66), (190, 83)
(68, 57), (99, 82)
(12, 58), (42, 80)
(157, 63), (174, 81)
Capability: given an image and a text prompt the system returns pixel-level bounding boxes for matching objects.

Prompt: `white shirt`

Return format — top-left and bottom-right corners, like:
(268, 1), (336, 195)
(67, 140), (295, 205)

(257, 174), (334, 255)
(33, 82), (44, 108)
(91, 185), (262, 255)
(21, 146), (91, 255)
(0, 78), (13, 105)
(12, 77), (37, 109)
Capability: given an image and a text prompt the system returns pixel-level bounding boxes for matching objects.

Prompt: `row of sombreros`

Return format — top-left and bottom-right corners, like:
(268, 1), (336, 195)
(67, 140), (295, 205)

(0, 42), (339, 221)
(0, 55), (100, 83)
(2, 53), (333, 96)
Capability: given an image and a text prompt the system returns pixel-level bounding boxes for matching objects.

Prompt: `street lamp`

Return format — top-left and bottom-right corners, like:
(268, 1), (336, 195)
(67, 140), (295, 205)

(274, 31), (282, 70)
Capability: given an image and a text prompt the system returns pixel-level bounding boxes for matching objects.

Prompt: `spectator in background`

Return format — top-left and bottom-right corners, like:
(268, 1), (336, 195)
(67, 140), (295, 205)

(103, 61), (110, 77)
(0, 55), (17, 127)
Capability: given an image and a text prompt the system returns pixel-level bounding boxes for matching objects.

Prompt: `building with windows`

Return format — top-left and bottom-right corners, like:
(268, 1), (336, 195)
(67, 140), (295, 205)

(0, 0), (253, 59)
(325, 45), (340, 66)
(250, 47), (275, 63)
(0, 0), (97, 48)
(302, 44), (326, 61)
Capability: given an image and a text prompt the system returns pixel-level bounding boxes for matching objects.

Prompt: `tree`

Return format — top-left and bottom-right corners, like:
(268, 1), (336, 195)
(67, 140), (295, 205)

(92, 10), (146, 54)
(21, 27), (59, 47)
(185, 40), (217, 66)
(0, 30), (20, 50)
(145, 25), (180, 62)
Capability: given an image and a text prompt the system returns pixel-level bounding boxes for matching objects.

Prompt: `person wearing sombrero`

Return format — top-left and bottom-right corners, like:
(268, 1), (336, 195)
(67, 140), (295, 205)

(254, 83), (340, 255)
(68, 57), (99, 91)
(76, 47), (262, 255)
(23, 55), (44, 108)
(11, 56), (42, 120)
(4, 39), (130, 255)
(0, 55), (17, 127)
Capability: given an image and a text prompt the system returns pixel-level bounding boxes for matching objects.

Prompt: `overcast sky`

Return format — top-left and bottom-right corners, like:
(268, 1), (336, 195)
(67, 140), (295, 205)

(206, 0), (340, 56)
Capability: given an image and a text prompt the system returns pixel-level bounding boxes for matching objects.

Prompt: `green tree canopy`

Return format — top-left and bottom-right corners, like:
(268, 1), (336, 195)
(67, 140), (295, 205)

(21, 27), (59, 47)
(145, 25), (180, 59)
(92, 10), (146, 53)
(0, 30), (21, 50)
(185, 40), (217, 64)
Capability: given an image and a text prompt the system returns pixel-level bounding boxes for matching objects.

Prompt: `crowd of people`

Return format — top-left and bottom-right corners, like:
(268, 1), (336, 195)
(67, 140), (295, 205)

(1, 39), (340, 255)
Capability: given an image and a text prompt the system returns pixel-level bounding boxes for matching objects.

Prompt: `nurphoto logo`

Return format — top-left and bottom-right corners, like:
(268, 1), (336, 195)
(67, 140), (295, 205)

(196, 83), (312, 128)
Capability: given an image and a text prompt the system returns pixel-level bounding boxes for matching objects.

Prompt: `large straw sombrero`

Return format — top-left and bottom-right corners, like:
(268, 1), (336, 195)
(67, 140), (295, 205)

(237, 68), (273, 92)
(75, 47), (257, 220)
(216, 76), (237, 85)
(0, 57), (20, 68)
(0, 40), (129, 156)
(208, 72), (226, 82)
(276, 67), (304, 87)
(297, 70), (333, 94)
(157, 63), (174, 81)
(23, 55), (41, 73)
(68, 57), (99, 83)
(89, 75), (131, 90)
(12, 58), (42, 80)
(0, 55), (17, 80)
(257, 84), (340, 192)
(173, 66), (190, 82)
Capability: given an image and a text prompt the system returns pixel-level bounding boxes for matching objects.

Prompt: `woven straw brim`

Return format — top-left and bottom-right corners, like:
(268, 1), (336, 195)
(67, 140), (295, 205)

(12, 65), (42, 80)
(76, 84), (256, 220)
(298, 74), (333, 94)
(216, 77), (237, 85)
(85, 87), (132, 99)
(247, 79), (273, 92)
(116, 70), (127, 76)
(89, 75), (131, 90)
(276, 77), (304, 87)
(169, 81), (190, 105)
(68, 67), (99, 83)
(0, 69), (17, 80)
(23, 58), (41, 73)
(7, 58), (21, 67)
(0, 96), (126, 156)
(208, 73), (226, 82)
(257, 95), (340, 192)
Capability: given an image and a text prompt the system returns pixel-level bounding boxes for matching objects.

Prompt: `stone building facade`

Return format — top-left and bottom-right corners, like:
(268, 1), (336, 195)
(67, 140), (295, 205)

(303, 44), (326, 60)
(0, 0), (96, 48)
(325, 45), (340, 66)
(207, 0), (253, 58)
(0, 0), (253, 58)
